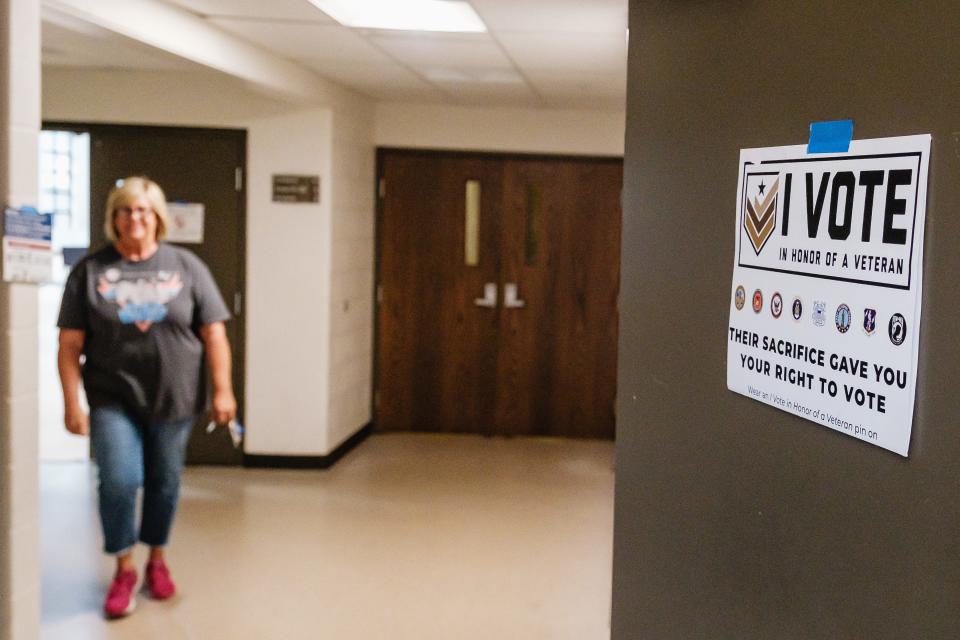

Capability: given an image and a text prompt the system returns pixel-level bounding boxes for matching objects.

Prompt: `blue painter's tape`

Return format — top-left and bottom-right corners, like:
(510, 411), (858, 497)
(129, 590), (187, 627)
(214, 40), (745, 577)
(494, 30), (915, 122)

(807, 119), (854, 153)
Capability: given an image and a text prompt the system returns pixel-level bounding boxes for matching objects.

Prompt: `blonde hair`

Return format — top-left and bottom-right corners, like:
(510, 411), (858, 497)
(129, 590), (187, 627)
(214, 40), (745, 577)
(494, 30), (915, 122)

(103, 176), (170, 243)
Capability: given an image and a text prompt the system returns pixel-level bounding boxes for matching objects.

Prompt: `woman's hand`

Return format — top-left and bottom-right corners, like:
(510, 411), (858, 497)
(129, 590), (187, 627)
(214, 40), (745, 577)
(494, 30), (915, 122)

(64, 402), (89, 436)
(58, 328), (88, 436)
(200, 322), (237, 425)
(210, 388), (237, 426)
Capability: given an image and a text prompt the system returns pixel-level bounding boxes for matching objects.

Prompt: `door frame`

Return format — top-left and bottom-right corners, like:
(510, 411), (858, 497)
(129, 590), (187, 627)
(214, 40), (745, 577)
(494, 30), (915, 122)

(43, 120), (248, 464)
(373, 147), (623, 435)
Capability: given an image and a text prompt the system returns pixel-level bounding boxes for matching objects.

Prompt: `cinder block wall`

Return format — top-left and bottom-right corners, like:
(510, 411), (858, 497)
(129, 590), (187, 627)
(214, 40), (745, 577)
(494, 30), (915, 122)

(329, 105), (376, 451)
(0, 0), (41, 637)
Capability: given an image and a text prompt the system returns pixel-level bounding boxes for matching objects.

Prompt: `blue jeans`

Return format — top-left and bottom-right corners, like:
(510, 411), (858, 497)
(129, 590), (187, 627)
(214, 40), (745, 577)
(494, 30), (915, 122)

(89, 404), (194, 555)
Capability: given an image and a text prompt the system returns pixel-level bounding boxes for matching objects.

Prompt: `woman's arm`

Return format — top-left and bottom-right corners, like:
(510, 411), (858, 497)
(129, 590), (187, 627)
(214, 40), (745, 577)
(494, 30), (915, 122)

(199, 321), (237, 425)
(58, 328), (89, 435)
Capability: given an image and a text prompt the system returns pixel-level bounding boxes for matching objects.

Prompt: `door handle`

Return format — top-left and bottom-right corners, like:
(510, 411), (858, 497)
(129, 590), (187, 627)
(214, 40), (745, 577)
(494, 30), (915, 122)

(503, 283), (526, 308)
(474, 282), (498, 308)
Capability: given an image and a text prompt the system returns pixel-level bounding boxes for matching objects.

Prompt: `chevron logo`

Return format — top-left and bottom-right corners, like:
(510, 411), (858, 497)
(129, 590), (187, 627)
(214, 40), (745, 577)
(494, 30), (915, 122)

(743, 176), (779, 255)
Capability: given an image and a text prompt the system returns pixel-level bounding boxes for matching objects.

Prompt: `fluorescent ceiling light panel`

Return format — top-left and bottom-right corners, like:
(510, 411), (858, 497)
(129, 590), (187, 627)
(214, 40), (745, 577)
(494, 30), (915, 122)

(309, 0), (487, 33)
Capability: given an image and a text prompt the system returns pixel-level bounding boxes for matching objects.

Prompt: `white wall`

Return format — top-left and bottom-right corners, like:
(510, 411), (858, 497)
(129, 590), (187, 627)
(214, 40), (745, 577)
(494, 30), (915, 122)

(243, 107), (334, 454)
(42, 66), (375, 456)
(1, 0), (42, 636)
(329, 106), (375, 451)
(375, 103), (625, 156)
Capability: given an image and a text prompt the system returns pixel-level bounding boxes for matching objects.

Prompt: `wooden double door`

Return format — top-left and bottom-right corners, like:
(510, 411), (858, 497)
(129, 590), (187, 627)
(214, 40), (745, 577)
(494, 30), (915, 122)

(376, 150), (622, 439)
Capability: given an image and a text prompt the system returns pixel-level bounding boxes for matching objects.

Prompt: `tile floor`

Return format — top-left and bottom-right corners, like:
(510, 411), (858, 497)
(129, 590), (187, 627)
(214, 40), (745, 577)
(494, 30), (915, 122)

(40, 433), (614, 639)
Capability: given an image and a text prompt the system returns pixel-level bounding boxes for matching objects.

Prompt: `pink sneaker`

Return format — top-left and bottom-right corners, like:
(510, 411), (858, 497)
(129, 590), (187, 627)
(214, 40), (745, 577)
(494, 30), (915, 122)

(104, 569), (137, 619)
(145, 559), (176, 600)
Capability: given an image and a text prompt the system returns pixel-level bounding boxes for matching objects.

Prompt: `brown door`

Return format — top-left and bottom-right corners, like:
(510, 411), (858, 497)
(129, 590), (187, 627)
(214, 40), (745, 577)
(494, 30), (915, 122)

(54, 122), (247, 465)
(494, 158), (622, 437)
(376, 150), (622, 438)
(377, 153), (502, 434)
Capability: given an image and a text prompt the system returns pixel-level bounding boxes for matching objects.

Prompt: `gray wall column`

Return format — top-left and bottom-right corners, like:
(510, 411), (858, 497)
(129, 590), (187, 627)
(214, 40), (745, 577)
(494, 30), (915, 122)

(614, 2), (960, 638)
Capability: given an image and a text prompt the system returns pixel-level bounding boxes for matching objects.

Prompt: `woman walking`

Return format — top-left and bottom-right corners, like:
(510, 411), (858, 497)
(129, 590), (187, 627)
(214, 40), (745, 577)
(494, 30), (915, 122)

(57, 176), (236, 618)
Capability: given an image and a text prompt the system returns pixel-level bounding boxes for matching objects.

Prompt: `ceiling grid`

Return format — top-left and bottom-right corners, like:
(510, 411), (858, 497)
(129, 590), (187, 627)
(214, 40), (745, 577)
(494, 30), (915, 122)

(41, 0), (627, 109)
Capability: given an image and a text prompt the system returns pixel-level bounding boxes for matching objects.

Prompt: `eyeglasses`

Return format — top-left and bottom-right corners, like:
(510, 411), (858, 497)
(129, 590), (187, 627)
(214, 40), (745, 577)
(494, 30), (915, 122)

(116, 205), (155, 219)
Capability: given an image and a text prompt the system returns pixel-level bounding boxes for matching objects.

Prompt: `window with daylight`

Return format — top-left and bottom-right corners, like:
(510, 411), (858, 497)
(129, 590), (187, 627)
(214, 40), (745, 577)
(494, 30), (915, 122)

(37, 128), (91, 462)
(39, 129), (90, 276)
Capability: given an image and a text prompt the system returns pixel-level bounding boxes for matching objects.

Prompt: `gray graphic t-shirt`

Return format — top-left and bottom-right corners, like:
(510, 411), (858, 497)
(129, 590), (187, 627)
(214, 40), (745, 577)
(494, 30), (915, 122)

(58, 244), (230, 424)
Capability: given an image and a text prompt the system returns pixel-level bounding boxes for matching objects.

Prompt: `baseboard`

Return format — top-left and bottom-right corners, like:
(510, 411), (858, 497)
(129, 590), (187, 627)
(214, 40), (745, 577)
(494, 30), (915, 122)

(243, 424), (373, 470)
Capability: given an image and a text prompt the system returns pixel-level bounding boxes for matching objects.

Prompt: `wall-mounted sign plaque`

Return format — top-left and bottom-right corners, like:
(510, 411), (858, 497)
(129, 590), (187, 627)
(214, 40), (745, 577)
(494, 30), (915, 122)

(272, 175), (320, 203)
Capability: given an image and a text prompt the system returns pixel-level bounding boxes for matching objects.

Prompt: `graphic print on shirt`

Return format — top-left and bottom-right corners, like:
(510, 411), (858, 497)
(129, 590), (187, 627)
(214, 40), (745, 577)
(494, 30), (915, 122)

(97, 267), (184, 332)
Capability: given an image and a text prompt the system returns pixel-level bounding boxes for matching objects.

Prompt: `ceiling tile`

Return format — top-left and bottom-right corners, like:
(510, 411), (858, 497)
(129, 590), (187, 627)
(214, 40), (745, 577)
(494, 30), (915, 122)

(525, 70), (625, 96)
(162, 0), (334, 21)
(437, 81), (541, 107)
(46, 1), (630, 110)
(541, 93), (625, 111)
(472, 0), (627, 34)
(210, 18), (387, 63)
(299, 58), (446, 102)
(368, 31), (513, 70)
(416, 66), (525, 85)
(497, 32), (627, 73)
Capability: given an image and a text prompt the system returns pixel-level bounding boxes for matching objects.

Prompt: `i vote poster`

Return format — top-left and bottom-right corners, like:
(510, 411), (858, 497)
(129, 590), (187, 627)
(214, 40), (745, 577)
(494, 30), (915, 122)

(726, 135), (930, 456)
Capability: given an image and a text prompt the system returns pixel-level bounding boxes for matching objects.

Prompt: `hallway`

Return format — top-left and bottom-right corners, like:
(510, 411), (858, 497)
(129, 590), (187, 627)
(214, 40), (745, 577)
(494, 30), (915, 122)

(41, 433), (614, 639)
